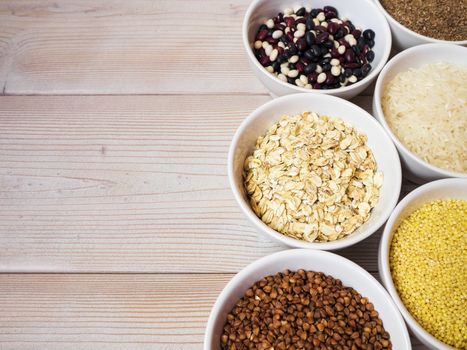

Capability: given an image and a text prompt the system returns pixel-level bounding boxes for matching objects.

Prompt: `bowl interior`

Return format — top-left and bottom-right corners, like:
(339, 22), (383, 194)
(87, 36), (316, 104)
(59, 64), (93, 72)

(380, 179), (467, 349)
(205, 249), (411, 350)
(374, 44), (467, 179)
(244, 0), (391, 91)
(230, 93), (401, 249)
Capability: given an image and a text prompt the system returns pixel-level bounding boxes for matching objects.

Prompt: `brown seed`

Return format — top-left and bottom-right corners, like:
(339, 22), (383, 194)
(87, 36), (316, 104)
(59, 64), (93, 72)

(220, 270), (392, 350)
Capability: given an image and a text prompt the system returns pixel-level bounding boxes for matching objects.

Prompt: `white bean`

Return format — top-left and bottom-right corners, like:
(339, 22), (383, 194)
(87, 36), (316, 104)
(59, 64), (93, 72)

(265, 45), (273, 56)
(295, 78), (304, 87)
(348, 75), (358, 83)
(278, 73), (287, 82)
(266, 66), (274, 73)
(254, 41), (262, 49)
(330, 59), (340, 66)
(288, 70), (299, 78)
(331, 66), (341, 76)
(300, 74), (308, 84)
(338, 45), (346, 55)
(317, 12), (325, 22)
(317, 72), (327, 84)
(272, 30), (283, 39)
(266, 19), (274, 29)
(269, 49), (278, 62)
(289, 55), (299, 63)
(296, 23), (306, 32)
(294, 30), (305, 38)
(284, 8), (293, 15)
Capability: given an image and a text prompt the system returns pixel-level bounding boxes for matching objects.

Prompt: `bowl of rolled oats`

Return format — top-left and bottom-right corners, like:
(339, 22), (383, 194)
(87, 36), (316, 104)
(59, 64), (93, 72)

(228, 93), (401, 250)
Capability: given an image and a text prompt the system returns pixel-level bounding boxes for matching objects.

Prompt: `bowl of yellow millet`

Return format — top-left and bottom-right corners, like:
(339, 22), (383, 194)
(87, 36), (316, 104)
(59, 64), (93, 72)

(379, 178), (467, 350)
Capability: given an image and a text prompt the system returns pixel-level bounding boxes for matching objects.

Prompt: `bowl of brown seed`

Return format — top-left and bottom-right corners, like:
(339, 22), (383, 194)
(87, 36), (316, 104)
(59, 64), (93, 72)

(374, 0), (467, 49)
(204, 249), (411, 350)
(228, 93), (401, 250)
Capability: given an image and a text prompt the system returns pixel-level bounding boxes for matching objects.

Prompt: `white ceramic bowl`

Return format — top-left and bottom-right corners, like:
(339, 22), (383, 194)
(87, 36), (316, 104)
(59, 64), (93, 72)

(379, 178), (467, 350)
(373, 0), (467, 50)
(229, 93), (402, 250)
(373, 44), (467, 184)
(242, 0), (392, 99)
(205, 249), (411, 350)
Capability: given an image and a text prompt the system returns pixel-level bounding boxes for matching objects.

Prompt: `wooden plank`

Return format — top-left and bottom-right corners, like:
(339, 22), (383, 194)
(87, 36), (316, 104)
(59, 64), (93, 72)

(0, 95), (415, 273)
(0, 1), (378, 96)
(0, 274), (428, 349)
(0, 0), (266, 95)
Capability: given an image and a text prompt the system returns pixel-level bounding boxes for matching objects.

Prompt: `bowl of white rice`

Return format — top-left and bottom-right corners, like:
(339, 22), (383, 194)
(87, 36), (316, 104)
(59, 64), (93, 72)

(373, 43), (467, 184)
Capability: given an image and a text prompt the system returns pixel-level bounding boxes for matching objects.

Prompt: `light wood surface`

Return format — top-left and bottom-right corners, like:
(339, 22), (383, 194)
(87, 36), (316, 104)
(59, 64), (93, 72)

(0, 1), (427, 349)
(0, 274), (426, 350)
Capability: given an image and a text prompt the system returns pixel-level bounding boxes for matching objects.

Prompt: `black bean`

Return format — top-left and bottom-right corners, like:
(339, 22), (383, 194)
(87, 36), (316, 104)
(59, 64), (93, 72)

(288, 44), (298, 55)
(288, 63), (296, 70)
(267, 29), (275, 36)
(306, 16), (315, 30)
(352, 45), (361, 55)
(367, 39), (375, 48)
(258, 24), (268, 31)
(287, 77), (296, 85)
(304, 63), (317, 75)
(325, 11), (337, 20)
(322, 63), (332, 71)
(306, 31), (316, 46)
(324, 40), (334, 49)
(335, 27), (345, 39)
(310, 9), (321, 18)
(362, 63), (372, 76)
(339, 74), (346, 83)
(320, 46), (329, 56)
(363, 29), (375, 41)
(320, 57), (331, 65)
(347, 21), (356, 32)
(353, 68), (363, 78)
(304, 50), (315, 61)
(344, 68), (353, 77)
(296, 7), (306, 16)
(271, 61), (280, 72)
(357, 37), (366, 50)
(310, 45), (321, 57)
(366, 50), (375, 62)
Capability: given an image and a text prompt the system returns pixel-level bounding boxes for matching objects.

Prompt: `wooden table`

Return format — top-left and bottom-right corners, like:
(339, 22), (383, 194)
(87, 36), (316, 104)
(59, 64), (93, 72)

(0, 1), (427, 349)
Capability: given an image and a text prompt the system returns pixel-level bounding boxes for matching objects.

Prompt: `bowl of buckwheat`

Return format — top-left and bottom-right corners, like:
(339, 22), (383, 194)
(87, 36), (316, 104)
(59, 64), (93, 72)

(204, 249), (411, 350)
(228, 93), (401, 250)
(242, 0), (392, 99)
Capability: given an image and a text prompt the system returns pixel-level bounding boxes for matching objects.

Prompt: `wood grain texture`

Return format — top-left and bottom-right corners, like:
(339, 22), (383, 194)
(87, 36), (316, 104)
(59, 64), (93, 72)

(0, 95), (416, 273)
(0, 274), (427, 350)
(0, 0), (266, 95)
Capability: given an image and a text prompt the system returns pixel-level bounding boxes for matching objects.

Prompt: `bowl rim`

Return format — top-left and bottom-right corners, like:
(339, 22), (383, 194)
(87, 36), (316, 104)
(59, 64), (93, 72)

(373, 0), (467, 45)
(228, 93), (402, 250)
(241, 0), (393, 94)
(373, 43), (467, 179)
(378, 178), (467, 350)
(204, 248), (412, 350)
